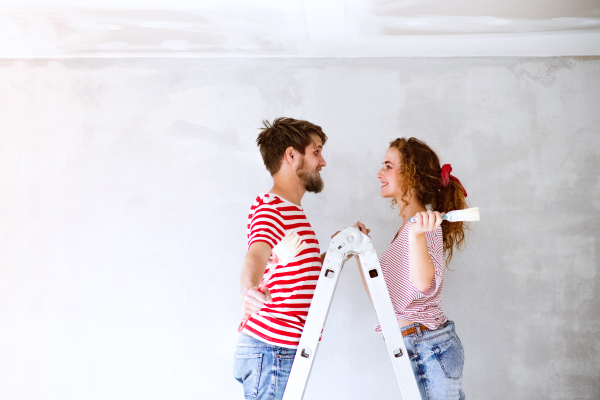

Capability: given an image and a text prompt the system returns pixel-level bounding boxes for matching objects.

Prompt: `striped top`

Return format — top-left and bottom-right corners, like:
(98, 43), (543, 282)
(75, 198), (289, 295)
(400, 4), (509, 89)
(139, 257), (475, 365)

(376, 221), (448, 331)
(242, 193), (321, 348)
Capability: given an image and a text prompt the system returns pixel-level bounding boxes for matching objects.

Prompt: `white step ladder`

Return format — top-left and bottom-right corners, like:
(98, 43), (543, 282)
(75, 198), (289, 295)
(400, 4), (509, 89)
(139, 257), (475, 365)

(282, 227), (422, 400)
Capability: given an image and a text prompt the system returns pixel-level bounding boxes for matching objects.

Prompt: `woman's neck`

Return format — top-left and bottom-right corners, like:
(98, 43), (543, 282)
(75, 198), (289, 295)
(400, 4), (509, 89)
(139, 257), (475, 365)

(397, 197), (427, 221)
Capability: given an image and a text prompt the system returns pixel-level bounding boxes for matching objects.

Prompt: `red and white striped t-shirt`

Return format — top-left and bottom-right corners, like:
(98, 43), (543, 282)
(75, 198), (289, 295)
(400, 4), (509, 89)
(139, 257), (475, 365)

(376, 221), (448, 331)
(242, 193), (321, 348)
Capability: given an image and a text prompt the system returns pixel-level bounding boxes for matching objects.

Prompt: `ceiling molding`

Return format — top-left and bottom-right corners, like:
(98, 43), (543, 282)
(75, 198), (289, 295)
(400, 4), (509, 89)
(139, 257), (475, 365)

(1, 2), (599, 57)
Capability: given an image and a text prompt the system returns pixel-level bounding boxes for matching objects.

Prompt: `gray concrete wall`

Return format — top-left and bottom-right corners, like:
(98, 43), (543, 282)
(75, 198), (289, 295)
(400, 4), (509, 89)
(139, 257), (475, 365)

(0, 57), (598, 399)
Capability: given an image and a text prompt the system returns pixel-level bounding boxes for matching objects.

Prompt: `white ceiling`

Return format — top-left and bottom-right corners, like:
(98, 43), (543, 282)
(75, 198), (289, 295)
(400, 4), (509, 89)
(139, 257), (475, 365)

(1, 0), (599, 57)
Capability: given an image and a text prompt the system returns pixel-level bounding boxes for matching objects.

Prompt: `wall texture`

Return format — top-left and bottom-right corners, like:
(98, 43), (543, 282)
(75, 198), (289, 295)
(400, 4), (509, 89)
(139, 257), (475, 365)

(0, 57), (598, 400)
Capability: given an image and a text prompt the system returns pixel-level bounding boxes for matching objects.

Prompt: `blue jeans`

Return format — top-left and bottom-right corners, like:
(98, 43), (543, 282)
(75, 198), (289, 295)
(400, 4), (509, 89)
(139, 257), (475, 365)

(233, 333), (296, 400)
(403, 320), (466, 400)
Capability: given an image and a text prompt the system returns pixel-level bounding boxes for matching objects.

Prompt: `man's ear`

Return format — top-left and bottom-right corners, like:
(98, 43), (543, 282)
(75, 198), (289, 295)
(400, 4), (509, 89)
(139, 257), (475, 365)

(284, 146), (296, 165)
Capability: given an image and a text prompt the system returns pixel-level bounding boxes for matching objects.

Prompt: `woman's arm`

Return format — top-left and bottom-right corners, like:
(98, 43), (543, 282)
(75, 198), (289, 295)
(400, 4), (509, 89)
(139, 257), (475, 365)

(353, 221), (372, 302)
(408, 211), (444, 293)
(356, 256), (372, 302)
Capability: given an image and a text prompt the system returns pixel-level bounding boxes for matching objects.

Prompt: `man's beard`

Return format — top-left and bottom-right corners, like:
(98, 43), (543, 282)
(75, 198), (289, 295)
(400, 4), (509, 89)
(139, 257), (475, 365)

(296, 158), (324, 193)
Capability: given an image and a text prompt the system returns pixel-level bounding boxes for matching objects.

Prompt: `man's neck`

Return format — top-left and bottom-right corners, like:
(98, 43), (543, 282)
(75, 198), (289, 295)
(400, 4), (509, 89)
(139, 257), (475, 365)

(269, 178), (305, 207)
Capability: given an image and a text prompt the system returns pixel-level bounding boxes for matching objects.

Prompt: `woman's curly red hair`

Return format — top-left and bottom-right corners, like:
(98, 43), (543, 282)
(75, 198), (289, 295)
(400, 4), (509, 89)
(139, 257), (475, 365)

(389, 137), (469, 264)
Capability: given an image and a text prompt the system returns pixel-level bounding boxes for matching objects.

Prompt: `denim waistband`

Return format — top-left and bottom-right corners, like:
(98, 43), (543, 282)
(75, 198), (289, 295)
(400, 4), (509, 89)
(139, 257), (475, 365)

(236, 332), (300, 350)
(400, 320), (454, 338)
(236, 332), (274, 347)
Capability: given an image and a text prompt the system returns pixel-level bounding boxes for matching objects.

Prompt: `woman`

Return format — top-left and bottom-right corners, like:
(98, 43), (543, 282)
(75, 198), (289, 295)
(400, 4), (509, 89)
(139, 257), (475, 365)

(356, 137), (468, 400)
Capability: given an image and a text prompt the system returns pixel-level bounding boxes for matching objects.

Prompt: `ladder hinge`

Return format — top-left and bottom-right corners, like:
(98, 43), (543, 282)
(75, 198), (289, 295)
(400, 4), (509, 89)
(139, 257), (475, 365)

(301, 348), (312, 358)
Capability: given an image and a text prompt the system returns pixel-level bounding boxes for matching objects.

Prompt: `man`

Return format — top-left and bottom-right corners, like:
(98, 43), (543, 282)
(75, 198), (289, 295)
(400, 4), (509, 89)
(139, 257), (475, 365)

(233, 117), (327, 400)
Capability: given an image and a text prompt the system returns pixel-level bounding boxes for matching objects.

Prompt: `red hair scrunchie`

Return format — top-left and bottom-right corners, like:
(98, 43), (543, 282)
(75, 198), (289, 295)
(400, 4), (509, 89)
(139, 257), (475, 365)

(441, 164), (468, 198)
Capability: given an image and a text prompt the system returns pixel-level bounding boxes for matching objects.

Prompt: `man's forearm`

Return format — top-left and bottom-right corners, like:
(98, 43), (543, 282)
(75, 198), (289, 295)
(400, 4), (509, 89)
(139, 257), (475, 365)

(241, 256), (267, 293)
(240, 242), (272, 293)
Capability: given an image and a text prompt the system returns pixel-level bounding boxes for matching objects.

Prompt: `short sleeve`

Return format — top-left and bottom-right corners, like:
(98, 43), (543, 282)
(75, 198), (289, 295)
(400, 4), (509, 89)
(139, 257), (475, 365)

(248, 203), (286, 249)
(419, 228), (445, 296)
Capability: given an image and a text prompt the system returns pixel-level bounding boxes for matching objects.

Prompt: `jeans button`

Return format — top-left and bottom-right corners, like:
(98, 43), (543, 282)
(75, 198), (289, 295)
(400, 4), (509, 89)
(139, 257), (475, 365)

(276, 355), (280, 358)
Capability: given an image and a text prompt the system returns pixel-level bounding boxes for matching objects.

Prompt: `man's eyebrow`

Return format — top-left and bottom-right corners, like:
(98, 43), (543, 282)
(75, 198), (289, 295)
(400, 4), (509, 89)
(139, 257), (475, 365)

(312, 141), (323, 149)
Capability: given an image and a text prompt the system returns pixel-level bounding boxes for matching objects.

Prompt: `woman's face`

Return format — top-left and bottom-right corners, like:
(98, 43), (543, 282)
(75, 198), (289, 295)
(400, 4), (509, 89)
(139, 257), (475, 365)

(377, 147), (402, 198)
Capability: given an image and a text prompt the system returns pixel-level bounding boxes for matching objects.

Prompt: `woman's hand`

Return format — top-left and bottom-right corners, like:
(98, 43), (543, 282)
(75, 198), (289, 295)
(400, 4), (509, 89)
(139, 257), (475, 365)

(409, 211), (444, 236)
(331, 222), (371, 239)
(353, 221), (371, 236)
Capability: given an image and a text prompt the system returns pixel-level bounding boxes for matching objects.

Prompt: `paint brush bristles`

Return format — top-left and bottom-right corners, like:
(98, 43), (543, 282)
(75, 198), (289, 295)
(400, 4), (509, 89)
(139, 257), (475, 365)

(272, 231), (307, 266)
(444, 207), (480, 222)
(409, 207), (480, 223)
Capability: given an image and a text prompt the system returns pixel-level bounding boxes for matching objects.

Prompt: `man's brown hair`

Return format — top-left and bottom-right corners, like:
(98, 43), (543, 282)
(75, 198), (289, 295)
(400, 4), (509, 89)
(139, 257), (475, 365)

(256, 118), (327, 175)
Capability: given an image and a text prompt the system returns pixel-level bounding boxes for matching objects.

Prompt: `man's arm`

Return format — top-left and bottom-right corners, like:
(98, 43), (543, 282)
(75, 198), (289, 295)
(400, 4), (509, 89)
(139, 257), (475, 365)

(240, 241), (273, 315)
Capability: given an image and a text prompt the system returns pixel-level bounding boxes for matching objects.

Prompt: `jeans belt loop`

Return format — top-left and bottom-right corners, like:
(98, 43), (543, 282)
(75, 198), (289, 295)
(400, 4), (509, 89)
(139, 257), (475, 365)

(416, 324), (422, 338)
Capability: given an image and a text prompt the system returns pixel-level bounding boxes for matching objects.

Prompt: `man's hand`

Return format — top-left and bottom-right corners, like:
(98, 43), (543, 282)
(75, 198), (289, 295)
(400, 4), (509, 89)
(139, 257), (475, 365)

(240, 241), (273, 315)
(241, 286), (272, 315)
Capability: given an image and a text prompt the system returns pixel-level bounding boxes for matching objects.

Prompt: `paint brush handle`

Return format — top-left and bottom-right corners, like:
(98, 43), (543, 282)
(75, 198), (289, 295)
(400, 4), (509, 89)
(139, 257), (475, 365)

(408, 207), (479, 223)
(408, 214), (449, 223)
(238, 312), (252, 333)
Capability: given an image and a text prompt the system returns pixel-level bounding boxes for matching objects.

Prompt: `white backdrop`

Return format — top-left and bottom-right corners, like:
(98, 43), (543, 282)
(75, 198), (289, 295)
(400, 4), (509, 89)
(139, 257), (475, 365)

(0, 57), (599, 399)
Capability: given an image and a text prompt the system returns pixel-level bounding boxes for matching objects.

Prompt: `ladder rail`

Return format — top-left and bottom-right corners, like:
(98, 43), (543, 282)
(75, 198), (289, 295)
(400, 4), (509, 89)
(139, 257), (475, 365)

(359, 250), (421, 400)
(280, 250), (345, 399)
(282, 227), (422, 400)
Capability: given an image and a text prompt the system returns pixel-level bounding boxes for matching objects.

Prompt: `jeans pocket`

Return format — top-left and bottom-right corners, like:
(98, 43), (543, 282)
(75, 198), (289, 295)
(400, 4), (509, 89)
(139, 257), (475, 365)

(233, 353), (264, 399)
(432, 336), (464, 380)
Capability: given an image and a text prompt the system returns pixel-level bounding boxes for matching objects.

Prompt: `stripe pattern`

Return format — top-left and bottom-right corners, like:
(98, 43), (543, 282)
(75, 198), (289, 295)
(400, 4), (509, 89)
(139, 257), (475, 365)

(243, 193), (321, 348)
(376, 221), (448, 331)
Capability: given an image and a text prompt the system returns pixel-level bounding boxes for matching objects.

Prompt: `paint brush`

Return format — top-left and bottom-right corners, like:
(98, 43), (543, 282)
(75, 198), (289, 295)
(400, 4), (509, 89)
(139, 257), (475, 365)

(238, 231), (307, 333)
(409, 207), (480, 223)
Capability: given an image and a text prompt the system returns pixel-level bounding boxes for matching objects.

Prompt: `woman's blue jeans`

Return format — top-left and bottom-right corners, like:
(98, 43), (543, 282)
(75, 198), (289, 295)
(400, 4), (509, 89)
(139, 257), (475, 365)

(403, 320), (466, 400)
(233, 333), (296, 400)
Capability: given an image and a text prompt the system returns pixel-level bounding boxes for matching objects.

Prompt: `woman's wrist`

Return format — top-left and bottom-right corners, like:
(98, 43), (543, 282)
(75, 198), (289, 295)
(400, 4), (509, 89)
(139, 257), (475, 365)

(408, 229), (426, 242)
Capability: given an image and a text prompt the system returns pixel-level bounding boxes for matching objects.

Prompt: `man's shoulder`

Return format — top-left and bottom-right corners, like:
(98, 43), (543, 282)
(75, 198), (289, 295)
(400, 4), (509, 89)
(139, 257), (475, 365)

(250, 193), (285, 209)
(249, 193), (285, 216)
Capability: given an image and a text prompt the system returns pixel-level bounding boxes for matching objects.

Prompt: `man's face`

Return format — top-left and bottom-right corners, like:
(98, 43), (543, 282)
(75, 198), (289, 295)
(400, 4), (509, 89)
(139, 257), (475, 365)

(296, 133), (326, 193)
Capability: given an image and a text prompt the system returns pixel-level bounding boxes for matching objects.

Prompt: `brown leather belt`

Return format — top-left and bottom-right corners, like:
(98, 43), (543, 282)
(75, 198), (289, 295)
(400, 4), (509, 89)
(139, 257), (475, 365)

(401, 325), (429, 337)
